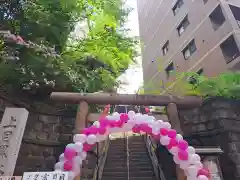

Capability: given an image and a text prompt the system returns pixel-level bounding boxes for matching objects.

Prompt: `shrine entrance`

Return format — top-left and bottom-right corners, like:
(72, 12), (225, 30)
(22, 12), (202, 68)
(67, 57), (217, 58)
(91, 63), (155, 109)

(48, 92), (214, 180)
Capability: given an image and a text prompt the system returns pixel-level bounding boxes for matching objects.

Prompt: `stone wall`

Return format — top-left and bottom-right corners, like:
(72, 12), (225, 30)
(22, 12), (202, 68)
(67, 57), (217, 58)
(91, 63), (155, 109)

(178, 97), (240, 180)
(0, 93), (99, 180)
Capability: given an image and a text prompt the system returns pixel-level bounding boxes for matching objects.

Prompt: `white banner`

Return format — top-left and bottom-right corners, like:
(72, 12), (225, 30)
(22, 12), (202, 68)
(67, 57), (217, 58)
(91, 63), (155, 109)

(22, 172), (68, 180)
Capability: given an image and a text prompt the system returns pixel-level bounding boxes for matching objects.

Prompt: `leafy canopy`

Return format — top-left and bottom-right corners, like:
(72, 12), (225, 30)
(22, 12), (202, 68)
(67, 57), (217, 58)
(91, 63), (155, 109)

(0, 0), (138, 98)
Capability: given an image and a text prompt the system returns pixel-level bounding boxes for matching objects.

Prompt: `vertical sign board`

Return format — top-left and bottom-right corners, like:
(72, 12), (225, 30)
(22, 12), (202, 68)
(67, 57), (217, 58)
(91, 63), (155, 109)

(22, 172), (68, 180)
(0, 108), (29, 176)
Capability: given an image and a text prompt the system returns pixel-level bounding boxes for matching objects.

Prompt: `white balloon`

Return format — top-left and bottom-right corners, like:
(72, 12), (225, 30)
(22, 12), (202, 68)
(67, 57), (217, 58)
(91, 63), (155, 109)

(86, 134), (97, 144)
(128, 111), (135, 119)
(109, 127), (121, 133)
(169, 147), (178, 155)
(59, 153), (65, 162)
(128, 119), (137, 126)
(73, 156), (83, 166)
(122, 123), (133, 131)
(197, 175), (208, 180)
(93, 121), (100, 127)
(160, 136), (170, 146)
(176, 134), (183, 140)
(75, 142), (83, 152)
(68, 171), (75, 180)
(187, 176), (197, 180)
(73, 134), (86, 143)
(194, 161), (203, 169)
(73, 167), (81, 177)
(189, 154), (201, 164)
(79, 151), (87, 160)
(162, 122), (171, 129)
(54, 169), (62, 172)
(187, 165), (200, 177)
(112, 112), (119, 116)
(112, 112), (120, 120)
(54, 162), (63, 170)
(187, 146), (196, 154)
(152, 127), (160, 135)
(106, 115), (115, 121)
(180, 161), (190, 170)
(155, 120), (163, 128)
(66, 143), (76, 149)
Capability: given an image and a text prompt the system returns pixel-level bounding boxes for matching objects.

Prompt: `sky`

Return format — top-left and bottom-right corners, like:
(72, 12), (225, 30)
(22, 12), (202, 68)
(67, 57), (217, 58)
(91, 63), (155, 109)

(117, 0), (143, 94)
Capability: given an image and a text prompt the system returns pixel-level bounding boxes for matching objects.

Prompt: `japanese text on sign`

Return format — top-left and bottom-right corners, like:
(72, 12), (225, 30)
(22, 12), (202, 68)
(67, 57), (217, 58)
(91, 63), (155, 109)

(22, 172), (68, 180)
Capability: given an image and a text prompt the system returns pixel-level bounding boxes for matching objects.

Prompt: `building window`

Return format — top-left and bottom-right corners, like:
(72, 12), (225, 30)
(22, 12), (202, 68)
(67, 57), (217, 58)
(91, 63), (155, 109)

(197, 68), (203, 75)
(189, 68), (203, 84)
(209, 5), (226, 31)
(203, 0), (208, 4)
(229, 5), (240, 28)
(162, 41), (169, 55)
(220, 35), (240, 63)
(182, 39), (197, 60)
(165, 62), (174, 78)
(177, 16), (190, 36)
(172, 0), (184, 16)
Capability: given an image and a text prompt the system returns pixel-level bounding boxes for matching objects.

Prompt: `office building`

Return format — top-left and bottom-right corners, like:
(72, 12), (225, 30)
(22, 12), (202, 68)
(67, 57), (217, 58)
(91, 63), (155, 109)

(137, 0), (240, 91)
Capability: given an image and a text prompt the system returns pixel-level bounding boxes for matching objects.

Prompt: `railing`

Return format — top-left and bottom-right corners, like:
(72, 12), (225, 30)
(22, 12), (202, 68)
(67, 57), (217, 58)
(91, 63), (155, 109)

(92, 136), (110, 180)
(126, 132), (130, 180)
(145, 135), (167, 180)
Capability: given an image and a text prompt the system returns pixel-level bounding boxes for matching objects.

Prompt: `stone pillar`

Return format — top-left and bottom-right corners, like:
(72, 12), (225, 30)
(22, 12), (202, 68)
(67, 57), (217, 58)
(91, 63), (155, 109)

(75, 101), (89, 180)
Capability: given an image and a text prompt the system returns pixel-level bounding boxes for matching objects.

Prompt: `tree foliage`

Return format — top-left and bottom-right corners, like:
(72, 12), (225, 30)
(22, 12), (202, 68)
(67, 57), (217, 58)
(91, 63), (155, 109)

(0, 0), (138, 99)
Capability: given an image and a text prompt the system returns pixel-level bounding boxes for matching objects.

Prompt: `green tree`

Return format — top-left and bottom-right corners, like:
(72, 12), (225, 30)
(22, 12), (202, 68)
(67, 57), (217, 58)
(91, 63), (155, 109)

(0, 0), (138, 99)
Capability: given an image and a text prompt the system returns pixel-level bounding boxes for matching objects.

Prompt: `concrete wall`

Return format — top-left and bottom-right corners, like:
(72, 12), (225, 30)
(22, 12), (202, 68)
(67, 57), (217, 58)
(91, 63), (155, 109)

(178, 97), (240, 180)
(0, 94), (99, 180)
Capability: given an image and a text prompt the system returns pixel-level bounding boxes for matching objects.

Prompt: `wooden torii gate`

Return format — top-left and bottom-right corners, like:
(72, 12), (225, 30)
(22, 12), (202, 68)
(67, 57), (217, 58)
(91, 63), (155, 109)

(50, 92), (203, 180)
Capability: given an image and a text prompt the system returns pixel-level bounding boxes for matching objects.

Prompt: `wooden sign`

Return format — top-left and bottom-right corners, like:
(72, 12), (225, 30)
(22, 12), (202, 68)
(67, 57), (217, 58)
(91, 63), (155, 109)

(0, 108), (29, 176)
(22, 172), (68, 180)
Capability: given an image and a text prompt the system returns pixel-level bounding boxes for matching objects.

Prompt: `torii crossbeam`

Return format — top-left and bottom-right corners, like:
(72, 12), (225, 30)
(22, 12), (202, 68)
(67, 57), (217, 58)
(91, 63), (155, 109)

(50, 92), (202, 108)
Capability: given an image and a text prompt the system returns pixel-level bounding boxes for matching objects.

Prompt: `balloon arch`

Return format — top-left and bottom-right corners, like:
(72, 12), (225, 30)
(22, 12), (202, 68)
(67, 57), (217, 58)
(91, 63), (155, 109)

(54, 111), (210, 180)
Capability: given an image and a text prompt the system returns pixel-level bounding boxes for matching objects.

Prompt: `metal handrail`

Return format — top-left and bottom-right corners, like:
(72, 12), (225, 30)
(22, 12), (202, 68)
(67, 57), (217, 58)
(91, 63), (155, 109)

(145, 135), (167, 180)
(92, 137), (110, 180)
(125, 106), (130, 180)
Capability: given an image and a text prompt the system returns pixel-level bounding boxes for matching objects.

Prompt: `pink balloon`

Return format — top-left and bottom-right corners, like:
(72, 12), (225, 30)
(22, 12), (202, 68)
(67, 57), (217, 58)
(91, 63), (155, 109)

(166, 144), (172, 150)
(80, 128), (89, 135)
(108, 121), (117, 127)
(160, 128), (168, 136)
(100, 119), (109, 127)
(63, 161), (73, 171)
(88, 126), (98, 134)
(168, 138), (178, 149)
(178, 150), (189, 161)
(168, 129), (177, 138)
(64, 148), (76, 160)
(139, 124), (152, 134)
(178, 140), (188, 150)
(83, 143), (93, 152)
(98, 127), (106, 135)
(120, 113), (129, 123)
(198, 168), (210, 177)
(116, 120), (124, 127)
(132, 125), (140, 133)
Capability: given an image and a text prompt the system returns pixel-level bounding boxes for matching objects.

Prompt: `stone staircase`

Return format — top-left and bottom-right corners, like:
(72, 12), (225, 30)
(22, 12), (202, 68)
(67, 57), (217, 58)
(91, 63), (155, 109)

(101, 134), (157, 180)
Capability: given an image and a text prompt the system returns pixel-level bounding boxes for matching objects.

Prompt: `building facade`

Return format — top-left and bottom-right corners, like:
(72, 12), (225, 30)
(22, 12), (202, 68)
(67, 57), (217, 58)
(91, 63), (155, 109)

(137, 0), (240, 92)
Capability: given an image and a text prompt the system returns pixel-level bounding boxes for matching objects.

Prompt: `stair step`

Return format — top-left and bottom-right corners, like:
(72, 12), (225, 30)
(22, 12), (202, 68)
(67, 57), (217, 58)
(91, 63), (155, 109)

(104, 166), (153, 172)
(103, 171), (155, 177)
(102, 177), (156, 180)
